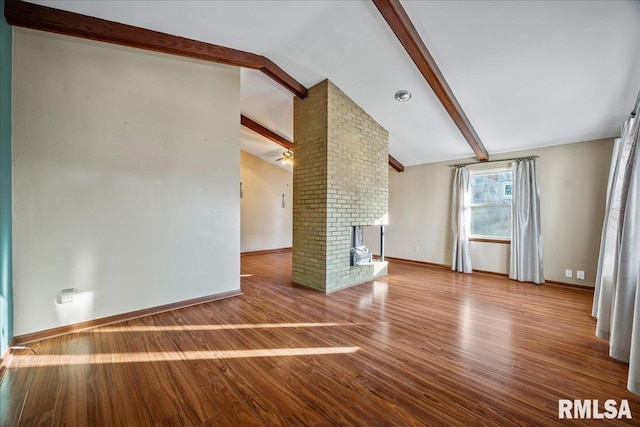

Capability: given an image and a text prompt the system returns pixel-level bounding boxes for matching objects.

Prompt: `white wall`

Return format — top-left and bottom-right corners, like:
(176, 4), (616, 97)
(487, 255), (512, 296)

(240, 151), (292, 252)
(12, 29), (241, 335)
(386, 139), (614, 286)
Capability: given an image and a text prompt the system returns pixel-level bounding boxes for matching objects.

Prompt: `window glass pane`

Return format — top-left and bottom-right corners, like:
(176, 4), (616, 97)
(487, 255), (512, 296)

(470, 170), (512, 238)
(471, 172), (512, 204)
(471, 205), (511, 237)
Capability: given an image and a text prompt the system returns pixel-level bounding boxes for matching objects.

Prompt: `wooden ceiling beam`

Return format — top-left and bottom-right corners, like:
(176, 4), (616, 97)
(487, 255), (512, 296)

(261, 58), (307, 101)
(241, 115), (294, 151)
(4, 0), (308, 99)
(388, 155), (404, 172)
(372, 0), (489, 161)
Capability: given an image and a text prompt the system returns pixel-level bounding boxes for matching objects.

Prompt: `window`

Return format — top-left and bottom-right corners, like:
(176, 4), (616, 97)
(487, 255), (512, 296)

(470, 168), (512, 239)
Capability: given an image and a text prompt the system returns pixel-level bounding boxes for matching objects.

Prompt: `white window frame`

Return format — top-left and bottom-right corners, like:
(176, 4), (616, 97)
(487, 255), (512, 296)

(469, 167), (512, 242)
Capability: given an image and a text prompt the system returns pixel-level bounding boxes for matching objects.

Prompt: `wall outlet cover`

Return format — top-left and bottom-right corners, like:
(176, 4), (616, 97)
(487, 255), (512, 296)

(577, 270), (585, 280)
(565, 269), (573, 278)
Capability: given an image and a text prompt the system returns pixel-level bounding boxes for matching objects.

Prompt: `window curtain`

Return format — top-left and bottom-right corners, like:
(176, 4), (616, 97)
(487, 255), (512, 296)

(592, 137), (623, 322)
(509, 158), (544, 284)
(592, 112), (640, 394)
(451, 166), (472, 273)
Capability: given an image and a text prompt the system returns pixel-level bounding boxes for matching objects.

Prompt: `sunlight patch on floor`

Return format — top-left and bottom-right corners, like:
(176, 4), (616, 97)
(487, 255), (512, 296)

(8, 346), (360, 367)
(92, 322), (355, 332)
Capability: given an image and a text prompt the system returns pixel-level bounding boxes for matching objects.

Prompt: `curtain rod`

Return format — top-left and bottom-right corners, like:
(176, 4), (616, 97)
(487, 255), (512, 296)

(449, 155), (539, 168)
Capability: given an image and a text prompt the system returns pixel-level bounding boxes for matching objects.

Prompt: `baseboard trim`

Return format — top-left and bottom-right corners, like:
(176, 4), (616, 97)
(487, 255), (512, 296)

(241, 247), (292, 256)
(544, 280), (594, 291)
(384, 256), (451, 270)
(13, 289), (243, 345)
(384, 257), (593, 290)
(474, 269), (509, 278)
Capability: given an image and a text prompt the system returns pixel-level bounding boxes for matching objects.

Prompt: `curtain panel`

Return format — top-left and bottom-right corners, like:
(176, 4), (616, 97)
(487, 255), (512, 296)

(592, 137), (623, 321)
(509, 158), (544, 284)
(451, 166), (472, 273)
(592, 114), (640, 394)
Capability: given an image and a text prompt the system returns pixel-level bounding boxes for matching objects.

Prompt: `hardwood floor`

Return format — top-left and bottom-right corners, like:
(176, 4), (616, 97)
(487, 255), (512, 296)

(1, 252), (638, 426)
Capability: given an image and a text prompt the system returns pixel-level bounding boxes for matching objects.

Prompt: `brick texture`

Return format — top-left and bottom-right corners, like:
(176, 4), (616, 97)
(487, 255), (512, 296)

(293, 80), (388, 293)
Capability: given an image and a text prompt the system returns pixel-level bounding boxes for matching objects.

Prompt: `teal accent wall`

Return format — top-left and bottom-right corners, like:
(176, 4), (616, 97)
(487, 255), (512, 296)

(0, 0), (13, 354)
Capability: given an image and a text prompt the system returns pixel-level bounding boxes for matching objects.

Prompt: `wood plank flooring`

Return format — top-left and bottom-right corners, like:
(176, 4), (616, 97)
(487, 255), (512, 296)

(1, 252), (639, 426)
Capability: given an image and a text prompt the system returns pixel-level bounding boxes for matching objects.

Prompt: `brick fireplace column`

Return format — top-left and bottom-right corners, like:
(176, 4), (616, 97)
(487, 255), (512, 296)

(292, 80), (389, 293)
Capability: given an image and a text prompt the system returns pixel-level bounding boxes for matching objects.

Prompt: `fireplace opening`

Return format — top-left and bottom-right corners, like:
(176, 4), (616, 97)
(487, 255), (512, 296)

(350, 226), (372, 266)
(350, 225), (386, 267)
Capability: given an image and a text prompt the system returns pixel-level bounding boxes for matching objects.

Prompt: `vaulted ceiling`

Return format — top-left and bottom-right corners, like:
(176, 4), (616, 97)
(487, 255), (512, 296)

(25, 0), (640, 169)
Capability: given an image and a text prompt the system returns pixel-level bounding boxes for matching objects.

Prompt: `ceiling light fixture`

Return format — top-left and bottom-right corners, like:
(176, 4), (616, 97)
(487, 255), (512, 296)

(394, 90), (412, 102)
(278, 149), (294, 166)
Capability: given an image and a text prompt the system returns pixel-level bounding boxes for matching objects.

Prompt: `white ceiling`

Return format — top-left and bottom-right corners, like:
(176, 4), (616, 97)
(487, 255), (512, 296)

(31, 0), (640, 168)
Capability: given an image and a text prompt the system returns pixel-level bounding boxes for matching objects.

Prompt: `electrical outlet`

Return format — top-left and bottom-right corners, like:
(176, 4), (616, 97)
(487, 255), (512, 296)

(415, 246), (420, 252)
(60, 288), (74, 304)
(577, 270), (585, 280)
(565, 269), (573, 278)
